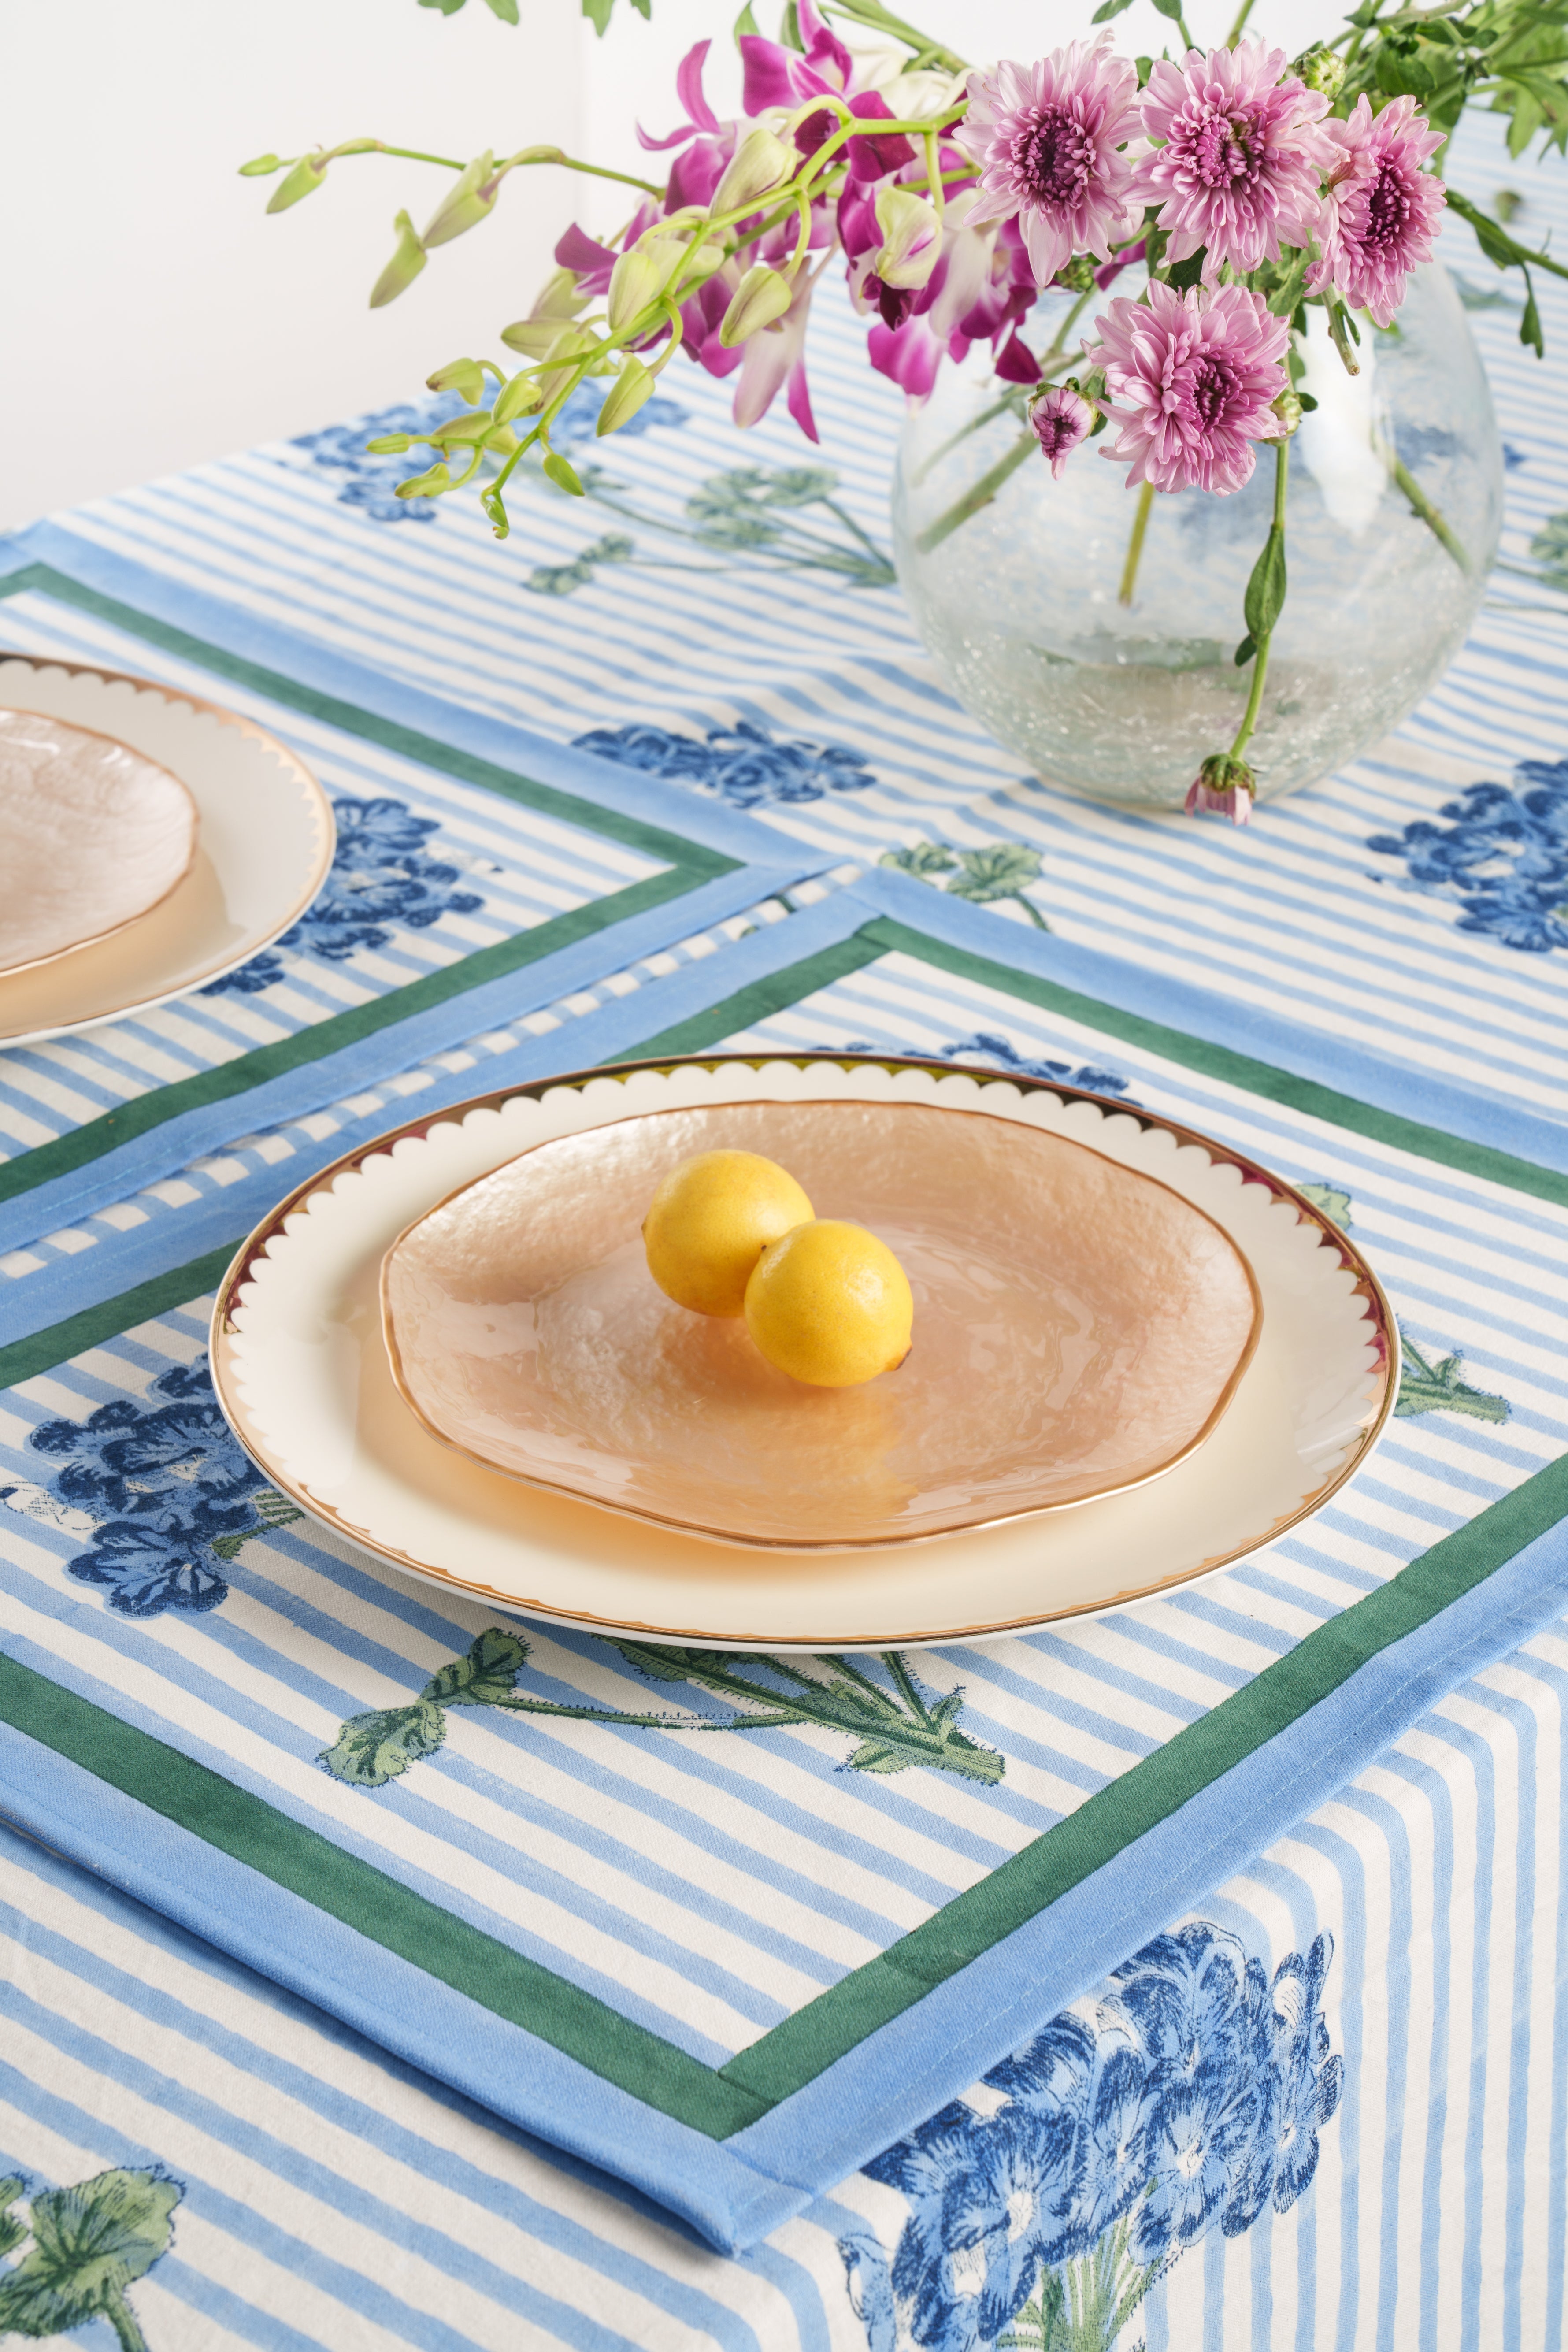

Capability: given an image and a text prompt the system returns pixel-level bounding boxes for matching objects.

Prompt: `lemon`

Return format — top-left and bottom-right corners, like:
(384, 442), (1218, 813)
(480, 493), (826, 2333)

(745, 1219), (913, 1387)
(642, 1150), (815, 1317)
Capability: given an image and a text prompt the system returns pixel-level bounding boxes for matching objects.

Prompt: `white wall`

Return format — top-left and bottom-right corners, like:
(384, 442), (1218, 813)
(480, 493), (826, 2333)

(1, 0), (584, 528)
(3, 0), (1343, 532)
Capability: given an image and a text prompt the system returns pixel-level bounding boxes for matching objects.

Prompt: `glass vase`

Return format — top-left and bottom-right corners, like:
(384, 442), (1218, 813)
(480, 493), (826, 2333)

(891, 264), (1503, 809)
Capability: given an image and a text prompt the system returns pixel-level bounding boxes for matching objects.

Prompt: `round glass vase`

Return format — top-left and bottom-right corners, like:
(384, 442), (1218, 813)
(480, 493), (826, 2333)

(891, 265), (1503, 810)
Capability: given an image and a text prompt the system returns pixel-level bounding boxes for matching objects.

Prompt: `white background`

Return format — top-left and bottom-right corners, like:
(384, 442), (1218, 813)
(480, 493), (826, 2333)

(4, 0), (1338, 530)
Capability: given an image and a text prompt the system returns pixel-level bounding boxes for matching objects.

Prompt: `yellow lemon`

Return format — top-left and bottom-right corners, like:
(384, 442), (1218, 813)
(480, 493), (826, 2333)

(643, 1150), (814, 1317)
(744, 1219), (913, 1387)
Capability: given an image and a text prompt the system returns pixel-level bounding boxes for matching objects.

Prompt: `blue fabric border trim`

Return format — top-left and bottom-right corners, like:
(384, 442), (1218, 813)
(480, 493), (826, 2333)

(0, 861), (825, 1267)
(0, 890), (871, 1345)
(0, 1732), (807, 2252)
(10, 523), (814, 872)
(856, 867), (1568, 1174)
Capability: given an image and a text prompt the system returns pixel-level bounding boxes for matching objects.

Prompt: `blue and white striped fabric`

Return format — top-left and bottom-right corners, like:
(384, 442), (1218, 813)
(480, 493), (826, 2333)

(0, 1590), (1562, 2352)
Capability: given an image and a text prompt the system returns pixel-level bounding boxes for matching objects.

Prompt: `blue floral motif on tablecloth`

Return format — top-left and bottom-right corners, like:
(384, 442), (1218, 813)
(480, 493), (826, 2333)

(289, 380), (688, 522)
(571, 717), (876, 809)
(203, 795), (483, 995)
(1367, 754), (1568, 951)
(840, 1921), (1342, 2352)
(821, 1036), (1132, 1099)
(19, 1358), (293, 1618)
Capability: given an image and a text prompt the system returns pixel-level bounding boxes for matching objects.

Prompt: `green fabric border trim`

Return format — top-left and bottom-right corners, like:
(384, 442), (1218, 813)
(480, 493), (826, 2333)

(0, 1245), (243, 1392)
(1, 564), (729, 868)
(0, 563), (735, 1209)
(858, 916), (1568, 1213)
(625, 930), (887, 1059)
(0, 867), (698, 1212)
(0, 1653), (765, 2139)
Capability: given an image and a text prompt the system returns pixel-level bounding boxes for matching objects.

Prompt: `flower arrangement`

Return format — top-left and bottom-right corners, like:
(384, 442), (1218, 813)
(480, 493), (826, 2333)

(246, 0), (1566, 823)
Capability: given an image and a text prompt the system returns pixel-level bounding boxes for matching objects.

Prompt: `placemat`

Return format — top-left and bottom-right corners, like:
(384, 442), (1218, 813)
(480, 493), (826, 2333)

(3, 893), (1568, 2251)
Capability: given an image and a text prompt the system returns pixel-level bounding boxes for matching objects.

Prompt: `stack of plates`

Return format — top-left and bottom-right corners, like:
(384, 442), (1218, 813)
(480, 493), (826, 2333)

(0, 658), (334, 1046)
(212, 1056), (1396, 1650)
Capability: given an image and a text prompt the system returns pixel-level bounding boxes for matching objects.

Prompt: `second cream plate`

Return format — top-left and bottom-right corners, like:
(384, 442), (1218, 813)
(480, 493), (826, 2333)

(211, 1057), (1396, 1650)
(0, 657), (335, 1045)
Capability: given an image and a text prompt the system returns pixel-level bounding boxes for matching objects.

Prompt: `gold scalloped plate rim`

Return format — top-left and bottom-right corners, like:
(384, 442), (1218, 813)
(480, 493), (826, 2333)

(209, 1054), (1398, 1646)
(0, 655), (335, 1038)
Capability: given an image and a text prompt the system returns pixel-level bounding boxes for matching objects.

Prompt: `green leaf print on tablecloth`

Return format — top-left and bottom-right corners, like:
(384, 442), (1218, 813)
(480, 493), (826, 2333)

(879, 843), (1049, 929)
(319, 1629), (1005, 1789)
(0, 2170), (182, 2351)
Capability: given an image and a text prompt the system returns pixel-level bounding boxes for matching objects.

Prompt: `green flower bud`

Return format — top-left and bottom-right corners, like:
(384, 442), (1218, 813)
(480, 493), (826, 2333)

(432, 410), (495, 445)
(874, 185), (941, 290)
(266, 152), (327, 214)
(529, 267), (590, 321)
(426, 357), (487, 404)
(718, 263), (794, 347)
(1291, 44), (1344, 99)
(369, 211), (426, 310)
(238, 152), (283, 178)
(493, 373), (545, 425)
(395, 462), (453, 501)
(1053, 255), (1098, 293)
(542, 451), (586, 496)
(364, 433), (413, 454)
(422, 151), (500, 249)
(607, 237), (686, 334)
(710, 126), (797, 219)
(1268, 388), (1304, 438)
(597, 357), (656, 435)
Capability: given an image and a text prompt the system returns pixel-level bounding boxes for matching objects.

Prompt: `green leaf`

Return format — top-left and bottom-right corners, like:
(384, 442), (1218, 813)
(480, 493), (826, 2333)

(1090, 0), (1135, 18)
(734, 0), (760, 36)
(318, 1702), (446, 1786)
(609, 1639), (705, 1684)
(1521, 276), (1545, 357)
(1165, 249), (1207, 290)
(1396, 1334), (1511, 1424)
(1233, 632), (1257, 668)
(1297, 1182), (1353, 1228)
(949, 845), (1045, 900)
(879, 841), (957, 879)
(0, 2178), (26, 2261)
(423, 1627), (530, 1708)
(582, 0), (616, 34)
(207, 1528), (255, 1562)
(483, 0), (521, 18)
(0, 2169), (181, 2340)
(846, 1740), (917, 1774)
(419, 0), (469, 13)
(1243, 524), (1287, 644)
(238, 152), (283, 177)
(1150, 0), (1185, 17)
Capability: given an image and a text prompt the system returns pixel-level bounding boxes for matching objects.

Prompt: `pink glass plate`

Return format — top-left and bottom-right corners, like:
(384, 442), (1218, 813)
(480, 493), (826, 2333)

(380, 1097), (1260, 1551)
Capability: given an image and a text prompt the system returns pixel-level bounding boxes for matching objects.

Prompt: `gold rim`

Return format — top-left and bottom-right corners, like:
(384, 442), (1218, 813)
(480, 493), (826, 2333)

(0, 654), (335, 1031)
(375, 1094), (1266, 1551)
(209, 1053), (1399, 1644)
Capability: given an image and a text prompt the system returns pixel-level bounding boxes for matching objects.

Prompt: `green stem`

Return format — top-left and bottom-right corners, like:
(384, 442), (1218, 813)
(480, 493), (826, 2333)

(817, 0), (967, 75)
(1223, 0), (1256, 39)
(1392, 455), (1469, 572)
(1117, 479), (1156, 607)
(1011, 891), (1049, 929)
(915, 428), (1037, 553)
(104, 2290), (151, 2352)
(1229, 440), (1290, 764)
(1174, 9), (1196, 48)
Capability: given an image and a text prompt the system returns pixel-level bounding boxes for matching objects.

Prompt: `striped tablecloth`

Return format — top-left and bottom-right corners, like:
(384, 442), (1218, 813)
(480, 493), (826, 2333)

(0, 112), (1565, 2352)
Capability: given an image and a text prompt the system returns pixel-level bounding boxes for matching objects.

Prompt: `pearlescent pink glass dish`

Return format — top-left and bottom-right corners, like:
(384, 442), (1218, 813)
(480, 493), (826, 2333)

(381, 1098), (1260, 1551)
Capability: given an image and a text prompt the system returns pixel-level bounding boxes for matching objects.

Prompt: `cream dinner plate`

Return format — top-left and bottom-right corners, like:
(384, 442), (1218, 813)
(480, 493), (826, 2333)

(0, 657), (334, 1044)
(211, 1058), (1396, 1651)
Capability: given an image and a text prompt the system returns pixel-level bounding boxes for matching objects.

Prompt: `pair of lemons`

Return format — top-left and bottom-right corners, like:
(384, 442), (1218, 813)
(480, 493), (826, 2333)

(642, 1150), (913, 1388)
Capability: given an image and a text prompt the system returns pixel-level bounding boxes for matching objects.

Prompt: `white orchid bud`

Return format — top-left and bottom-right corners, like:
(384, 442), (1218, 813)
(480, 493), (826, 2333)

(874, 185), (941, 290)
(369, 211), (426, 310)
(718, 264), (794, 349)
(710, 127), (797, 221)
(607, 237), (686, 334)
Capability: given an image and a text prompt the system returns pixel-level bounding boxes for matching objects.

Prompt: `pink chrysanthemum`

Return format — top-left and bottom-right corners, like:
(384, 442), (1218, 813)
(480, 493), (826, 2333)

(1029, 384), (1094, 478)
(1087, 280), (1290, 495)
(1133, 43), (1336, 276)
(954, 39), (1142, 288)
(1186, 753), (1256, 824)
(1308, 93), (1446, 328)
